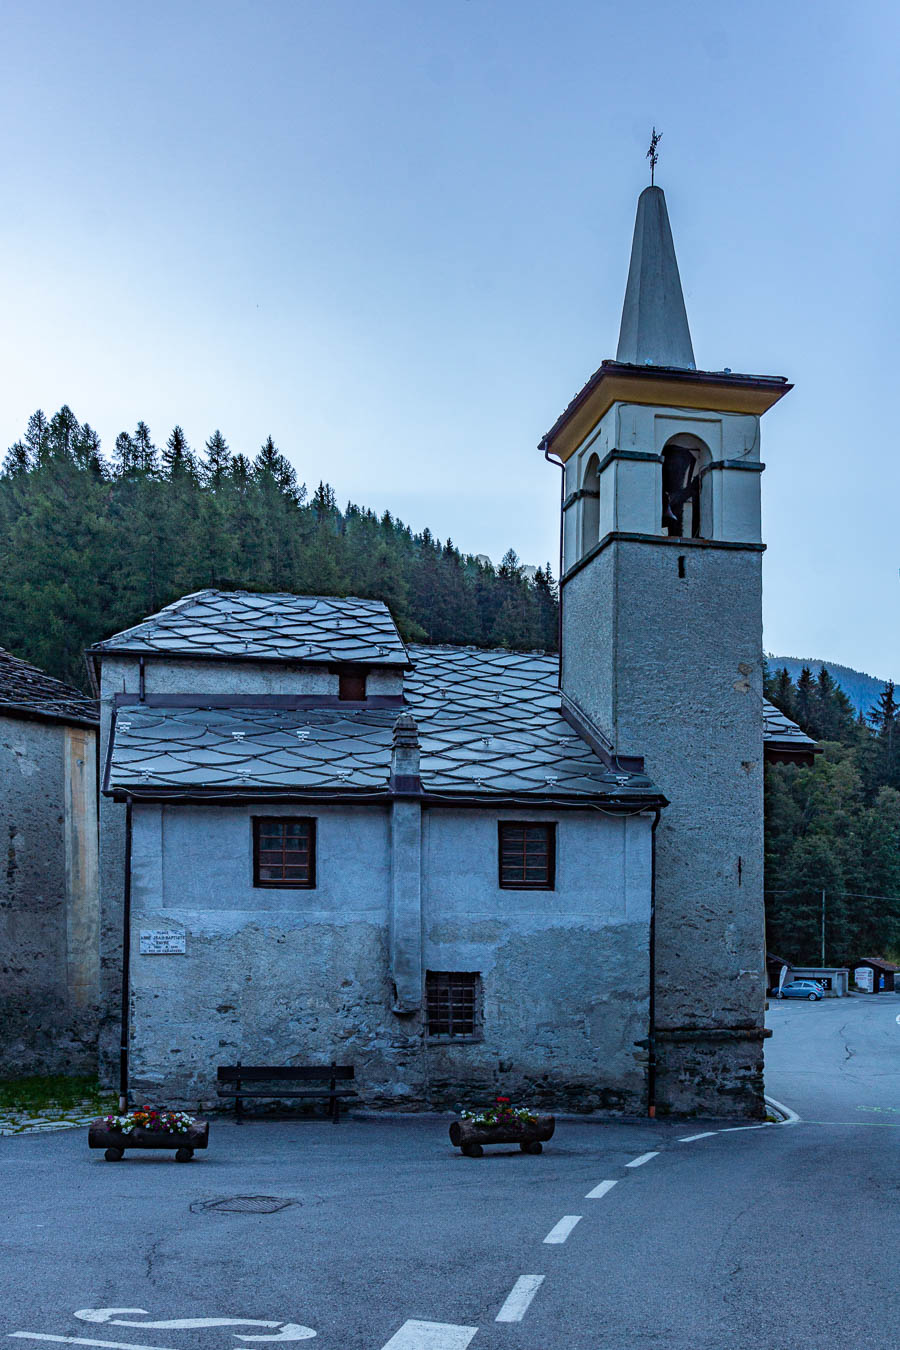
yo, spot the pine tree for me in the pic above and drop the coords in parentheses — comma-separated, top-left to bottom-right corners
(24, 411, 50, 467)
(203, 430, 232, 487)
(795, 666, 815, 733)
(132, 421, 158, 474)
(868, 681, 900, 792)
(532, 564, 559, 652)
(162, 426, 197, 479)
(114, 431, 137, 475)
(3, 441, 31, 476)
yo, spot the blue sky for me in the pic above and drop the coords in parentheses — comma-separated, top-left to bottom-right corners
(1, 0, 898, 677)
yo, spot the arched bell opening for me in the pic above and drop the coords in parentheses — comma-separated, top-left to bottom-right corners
(580, 454, 601, 556)
(661, 434, 711, 539)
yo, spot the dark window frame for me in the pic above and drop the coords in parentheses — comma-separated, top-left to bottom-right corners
(252, 816, 317, 889)
(498, 821, 556, 890)
(425, 970, 482, 1041)
(338, 668, 368, 701)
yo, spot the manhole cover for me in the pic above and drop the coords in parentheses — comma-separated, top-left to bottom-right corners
(190, 1195, 296, 1214)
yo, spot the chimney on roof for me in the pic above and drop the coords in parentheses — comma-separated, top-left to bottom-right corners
(616, 185, 695, 370)
(391, 712, 420, 793)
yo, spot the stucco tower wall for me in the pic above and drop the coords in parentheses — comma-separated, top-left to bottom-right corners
(563, 540, 766, 1116)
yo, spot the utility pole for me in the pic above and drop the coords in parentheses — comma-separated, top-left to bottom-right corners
(821, 889, 826, 967)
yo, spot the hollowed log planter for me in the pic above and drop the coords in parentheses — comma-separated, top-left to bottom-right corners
(88, 1118, 209, 1163)
(449, 1114, 555, 1157)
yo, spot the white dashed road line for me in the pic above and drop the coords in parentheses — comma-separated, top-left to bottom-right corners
(542, 1215, 582, 1244)
(678, 1132, 718, 1142)
(624, 1151, 659, 1168)
(585, 1179, 618, 1199)
(378, 1322, 477, 1350)
(495, 1275, 545, 1323)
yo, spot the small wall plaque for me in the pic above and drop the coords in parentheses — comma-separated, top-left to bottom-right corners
(139, 929, 187, 955)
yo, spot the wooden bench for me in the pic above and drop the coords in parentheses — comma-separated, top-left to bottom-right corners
(216, 1063, 356, 1124)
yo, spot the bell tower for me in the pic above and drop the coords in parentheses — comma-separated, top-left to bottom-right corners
(541, 182, 791, 1116)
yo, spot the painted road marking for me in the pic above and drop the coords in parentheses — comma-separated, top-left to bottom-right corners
(585, 1180, 618, 1199)
(678, 1132, 717, 1142)
(719, 1124, 769, 1133)
(543, 1215, 582, 1244)
(625, 1151, 659, 1168)
(378, 1322, 478, 1350)
(495, 1275, 545, 1323)
(72, 1314, 313, 1343)
(764, 1094, 801, 1125)
(10, 1336, 178, 1350)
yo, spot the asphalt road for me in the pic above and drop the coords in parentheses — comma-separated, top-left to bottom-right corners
(2, 996, 898, 1350)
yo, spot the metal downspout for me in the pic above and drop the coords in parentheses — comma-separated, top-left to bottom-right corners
(542, 443, 565, 671)
(119, 794, 133, 1112)
(648, 806, 661, 1118)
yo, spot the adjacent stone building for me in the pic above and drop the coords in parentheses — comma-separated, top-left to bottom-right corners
(93, 182, 803, 1116)
(0, 647, 99, 1074)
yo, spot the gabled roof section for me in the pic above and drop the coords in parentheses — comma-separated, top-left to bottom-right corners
(0, 647, 98, 728)
(104, 644, 663, 805)
(90, 590, 410, 667)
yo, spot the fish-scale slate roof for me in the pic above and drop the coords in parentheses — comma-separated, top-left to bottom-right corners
(105, 645, 661, 802)
(90, 590, 409, 666)
(0, 647, 98, 727)
(763, 699, 818, 755)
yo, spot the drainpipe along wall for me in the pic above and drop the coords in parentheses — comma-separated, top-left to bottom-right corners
(118, 794, 133, 1112)
(647, 806, 661, 1117)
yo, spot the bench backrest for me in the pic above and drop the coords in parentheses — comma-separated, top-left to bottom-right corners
(217, 1064, 354, 1083)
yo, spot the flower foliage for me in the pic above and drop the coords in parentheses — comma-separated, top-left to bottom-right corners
(104, 1106, 195, 1135)
(460, 1096, 537, 1129)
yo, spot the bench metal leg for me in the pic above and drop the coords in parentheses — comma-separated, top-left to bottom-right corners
(330, 1093, 339, 1124)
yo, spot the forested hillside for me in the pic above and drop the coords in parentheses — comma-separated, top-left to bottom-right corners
(0, 406, 558, 690)
(767, 655, 891, 717)
(765, 664, 900, 966)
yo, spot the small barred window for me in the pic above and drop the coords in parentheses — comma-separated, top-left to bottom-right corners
(253, 818, 316, 888)
(498, 822, 556, 889)
(426, 971, 480, 1039)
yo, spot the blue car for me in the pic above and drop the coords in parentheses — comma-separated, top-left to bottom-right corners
(776, 980, 824, 1001)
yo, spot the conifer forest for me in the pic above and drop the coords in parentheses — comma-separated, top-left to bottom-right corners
(2, 405, 897, 967)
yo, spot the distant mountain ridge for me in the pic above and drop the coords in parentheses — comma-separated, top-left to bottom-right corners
(766, 655, 892, 716)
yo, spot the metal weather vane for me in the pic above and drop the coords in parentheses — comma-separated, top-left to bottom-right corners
(647, 126, 662, 185)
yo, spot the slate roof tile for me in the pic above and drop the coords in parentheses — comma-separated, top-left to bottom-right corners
(105, 644, 660, 801)
(762, 700, 817, 751)
(0, 647, 98, 727)
(104, 642, 812, 802)
(91, 590, 409, 666)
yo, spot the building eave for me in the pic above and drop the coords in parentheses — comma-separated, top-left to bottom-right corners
(103, 783, 667, 812)
(540, 360, 792, 464)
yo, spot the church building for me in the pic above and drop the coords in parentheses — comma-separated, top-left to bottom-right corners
(93, 183, 811, 1117)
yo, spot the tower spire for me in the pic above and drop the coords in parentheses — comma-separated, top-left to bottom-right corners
(615, 181, 695, 370)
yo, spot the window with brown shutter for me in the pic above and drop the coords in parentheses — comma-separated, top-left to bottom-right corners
(339, 671, 367, 701)
(253, 818, 316, 888)
(498, 822, 556, 890)
(425, 971, 480, 1039)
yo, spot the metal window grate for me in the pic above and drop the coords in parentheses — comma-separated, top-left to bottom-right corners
(499, 823, 555, 889)
(254, 818, 316, 887)
(426, 971, 479, 1038)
